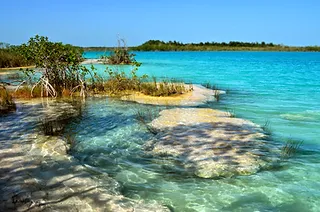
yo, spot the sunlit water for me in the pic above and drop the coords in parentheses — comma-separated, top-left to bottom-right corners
(1, 52, 319, 211)
(80, 51, 320, 211)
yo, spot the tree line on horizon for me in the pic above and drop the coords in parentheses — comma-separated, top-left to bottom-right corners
(130, 40, 320, 51)
(0, 42, 34, 68)
(1, 39, 320, 69)
(82, 40, 320, 52)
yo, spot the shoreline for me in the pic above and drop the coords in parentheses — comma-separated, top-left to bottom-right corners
(0, 65, 35, 71)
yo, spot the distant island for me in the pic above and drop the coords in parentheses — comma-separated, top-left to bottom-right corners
(83, 40, 320, 52)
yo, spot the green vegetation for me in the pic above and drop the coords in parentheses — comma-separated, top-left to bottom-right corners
(0, 43, 33, 68)
(100, 38, 137, 65)
(130, 40, 320, 52)
(2, 35, 194, 100)
(202, 82, 218, 90)
(89, 64, 191, 97)
(201, 82, 222, 102)
(18, 35, 90, 97)
(0, 35, 191, 99)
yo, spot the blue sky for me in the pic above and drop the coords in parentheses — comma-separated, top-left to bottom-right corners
(0, 0, 319, 46)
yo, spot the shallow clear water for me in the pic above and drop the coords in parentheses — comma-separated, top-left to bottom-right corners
(72, 51, 320, 211)
(84, 51, 320, 146)
(1, 52, 319, 211)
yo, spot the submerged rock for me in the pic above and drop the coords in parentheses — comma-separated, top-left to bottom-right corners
(146, 108, 277, 178)
(0, 101, 169, 212)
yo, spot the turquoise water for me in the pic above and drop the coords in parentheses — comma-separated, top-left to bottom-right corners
(84, 51, 320, 147)
(68, 51, 320, 211)
(1, 52, 319, 211)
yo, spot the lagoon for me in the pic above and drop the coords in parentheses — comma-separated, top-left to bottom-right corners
(1, 51, 320, 211)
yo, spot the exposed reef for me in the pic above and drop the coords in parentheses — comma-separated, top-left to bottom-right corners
(145, 108, 279, 178)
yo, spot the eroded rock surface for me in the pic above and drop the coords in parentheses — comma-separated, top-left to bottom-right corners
(0, 101, 169, 212)
(146, 108, 278, 178)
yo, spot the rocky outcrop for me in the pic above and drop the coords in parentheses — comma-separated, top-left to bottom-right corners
(121, 85, 225, 106)
(146, 108, 279, 178)
(0, 101, 169, 212)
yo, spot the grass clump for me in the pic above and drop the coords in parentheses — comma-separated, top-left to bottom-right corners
(214, 90, 221, 102)
(135, 108, 160, 135)
(90, 64, 192, 97)
(202, 82, 217, 90)
(202, 82, 222, 101)
(12, 85, 47, 98)
(140, 77, 188, 97)
(261, 120, 272, 135)
(281, 139, 303, 159)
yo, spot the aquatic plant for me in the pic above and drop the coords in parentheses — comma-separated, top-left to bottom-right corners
(201, 82, 222, 101)
(135, 108, 160, 135)
(281, 139, 303, 159)
(262, 120, 272, 135)
(226, 109, 236, 118)
(201, 82, 217, 90)
(214, 90, 221, 102)
(40, 118, 66, 136)
(65, 133, 77, 153)
(0, 85, 16, 113)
